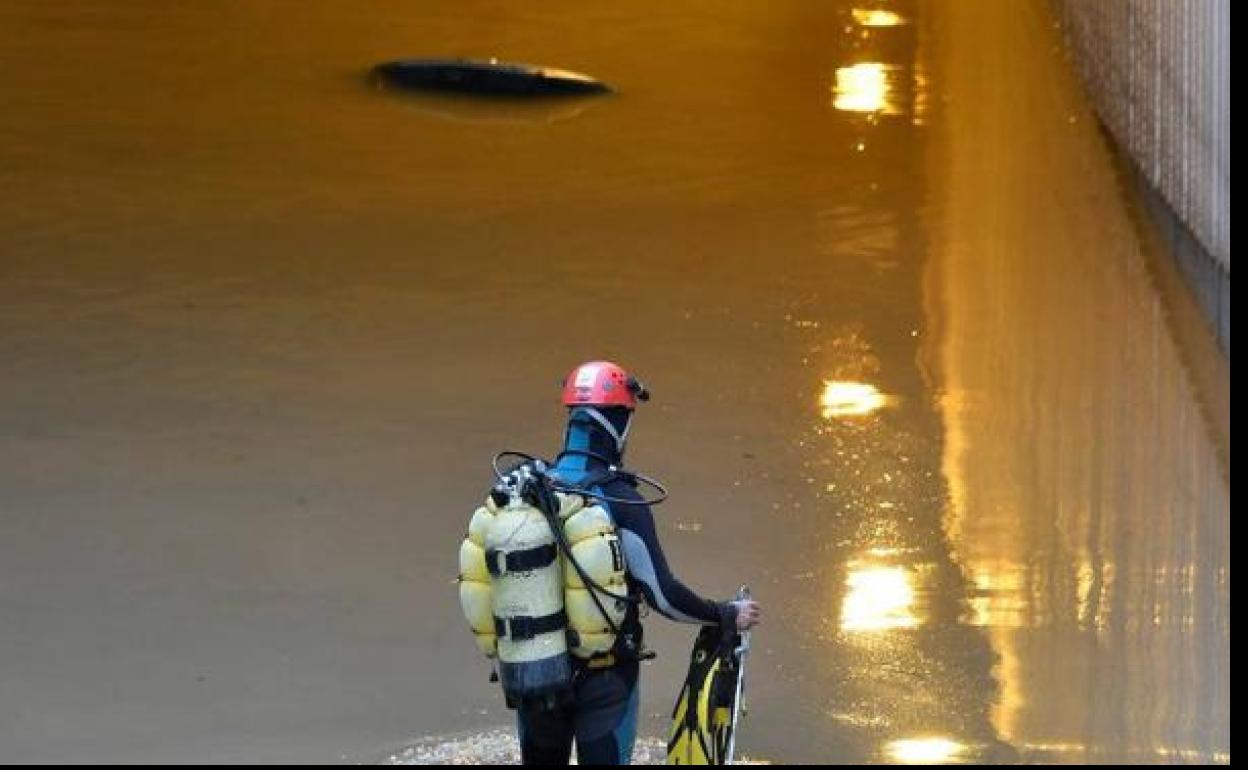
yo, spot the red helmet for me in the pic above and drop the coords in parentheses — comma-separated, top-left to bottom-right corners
(561, 361, 649, 408)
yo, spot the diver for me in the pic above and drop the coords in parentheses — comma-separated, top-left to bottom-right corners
(457, 361, 762, 765)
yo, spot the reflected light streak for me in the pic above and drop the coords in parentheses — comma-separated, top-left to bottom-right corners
(1016, 743, 1229, 764)
(887, 737, 968, 764)
(841, 565, 919, 631)
(852, 8, 907, 27)
(1155, 746, 1232, 763)
(967, 562, 1028, 628)
(820, 380, 890, 418)
(833, 62, 900, 114)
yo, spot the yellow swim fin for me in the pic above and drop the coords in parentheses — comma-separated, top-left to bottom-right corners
(666, 624, 744, 765)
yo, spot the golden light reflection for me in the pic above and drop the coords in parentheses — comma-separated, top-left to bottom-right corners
(1017, 743, 1229, 764)
(833, 62, 901, 115)
(967, 562, 1028, 628)
(866, 546, 906, 558)
(841, 565, 919, 631)
(820, 380, 890, 418)
(887, 737, 969, 764)
(852, 8, 906, 27)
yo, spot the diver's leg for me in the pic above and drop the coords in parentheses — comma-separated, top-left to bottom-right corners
(572, 661, 640, 765)
(517, 703, 574, 765)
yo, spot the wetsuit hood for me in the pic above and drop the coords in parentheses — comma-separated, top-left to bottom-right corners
(557, 406, 632, 477)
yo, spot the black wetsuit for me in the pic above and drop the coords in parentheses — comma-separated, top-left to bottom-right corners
(516, 414, 734, 765)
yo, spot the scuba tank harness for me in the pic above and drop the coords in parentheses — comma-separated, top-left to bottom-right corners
(459, 453, 666, 710)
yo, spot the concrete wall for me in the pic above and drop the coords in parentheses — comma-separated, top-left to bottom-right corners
(1055, 0, 1230, 352)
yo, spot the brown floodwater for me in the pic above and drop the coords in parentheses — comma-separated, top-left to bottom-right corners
(0, 0, 1229, 764)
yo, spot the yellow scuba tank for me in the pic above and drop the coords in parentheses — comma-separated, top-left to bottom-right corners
(458, 502, 500, 658)
(563, 503, 628, 657)
(487, 490, 571, 706)
(458, 467, 630, 705)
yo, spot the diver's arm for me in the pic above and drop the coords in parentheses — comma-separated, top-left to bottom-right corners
(613, 500, 734, 626)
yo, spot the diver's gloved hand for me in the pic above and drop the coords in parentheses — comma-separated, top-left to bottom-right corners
(731, 599, 762, 631)
(717, 599, 761, 634)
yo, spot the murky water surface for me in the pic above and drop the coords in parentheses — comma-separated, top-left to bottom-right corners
(0, 0, 1228, 763)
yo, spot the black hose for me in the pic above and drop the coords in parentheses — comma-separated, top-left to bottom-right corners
(520, 471, 647, 659)
(491, 450, 543, 482)
(530, 473, 639, 608)
(492, 449, 668, 506)
(490, 451, 657, 643)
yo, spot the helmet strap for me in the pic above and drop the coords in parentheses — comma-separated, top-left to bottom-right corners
(572, 406, 631, 457)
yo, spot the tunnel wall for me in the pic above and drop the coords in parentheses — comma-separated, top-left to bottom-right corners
(1055, 0, 1230, 353)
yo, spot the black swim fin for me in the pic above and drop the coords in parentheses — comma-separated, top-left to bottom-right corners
(666, 623, 745, 765)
